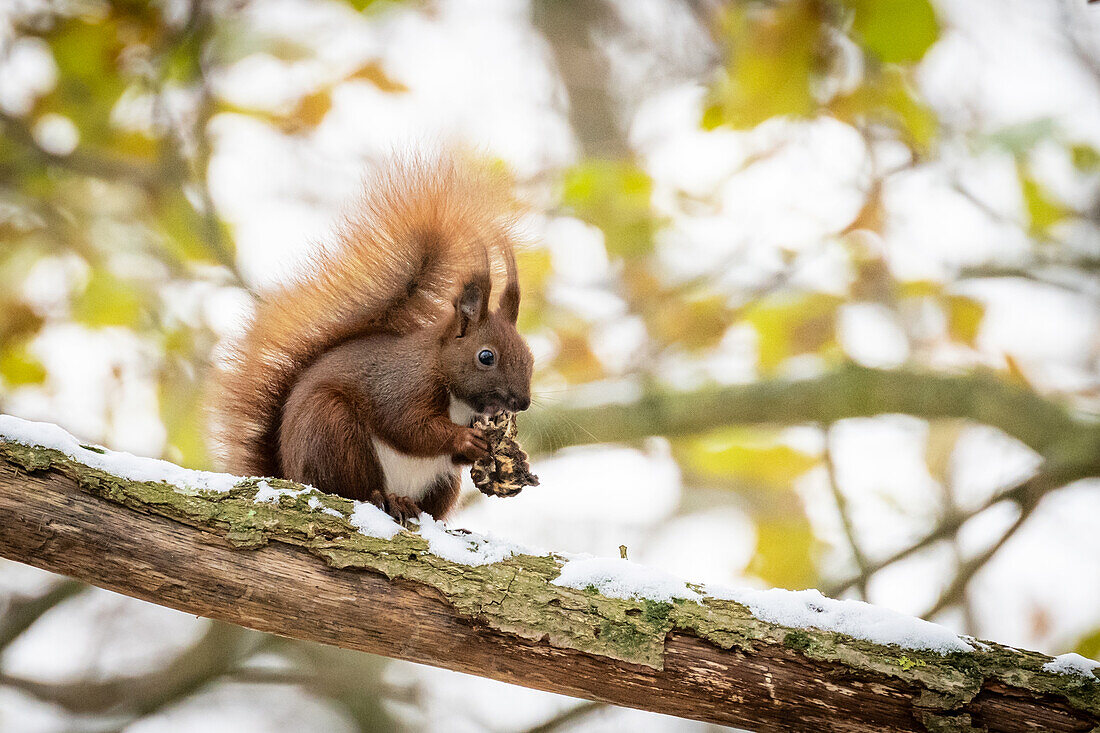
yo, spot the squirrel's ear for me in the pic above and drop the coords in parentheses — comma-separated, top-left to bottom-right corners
(453, 280, 487, 337)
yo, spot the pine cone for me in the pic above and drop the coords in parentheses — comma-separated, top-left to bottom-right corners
(470, 412, 539, 497)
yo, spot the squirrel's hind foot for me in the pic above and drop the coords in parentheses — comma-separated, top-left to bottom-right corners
(368, 491, 422, 523)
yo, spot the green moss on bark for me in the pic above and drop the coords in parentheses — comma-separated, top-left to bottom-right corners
(2, 438, 1098, 723)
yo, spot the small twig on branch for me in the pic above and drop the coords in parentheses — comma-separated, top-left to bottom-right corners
(523, 701, 606, 733)
(921, 499, 1037, 621)
(822, 425, 872, 600)
(825, 467, 1063, 598)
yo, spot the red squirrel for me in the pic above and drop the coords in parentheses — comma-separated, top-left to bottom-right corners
(211, 155, 534, 520)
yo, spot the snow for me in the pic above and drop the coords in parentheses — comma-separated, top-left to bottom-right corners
(416, 514, 533, 566)
(705, 585, 974, 654)
(306, 496, 343, 518)
(253, 481, 312, 504)
(347, 501, 401, 539)
(0, 412, 1007, 656)
(1042, 653, 1100, 679)
(0, 414, 239, 494)
(552, 557, 702, 603)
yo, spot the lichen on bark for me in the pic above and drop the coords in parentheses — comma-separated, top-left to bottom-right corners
(1, 437, 1097, 724)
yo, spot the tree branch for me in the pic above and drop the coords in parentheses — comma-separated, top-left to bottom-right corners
(0, 111, 167, 188)
(522, 366, 1100, 478)
(0, 578, 85, 651)
(0, 431, 1096, 732)
(0, 621, 263, 716)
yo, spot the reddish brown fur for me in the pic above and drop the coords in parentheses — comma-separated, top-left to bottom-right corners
(211, 155, 533, 519)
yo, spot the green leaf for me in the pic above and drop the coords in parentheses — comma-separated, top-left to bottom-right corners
(343, 0, 381, 11)
(844, 0, 940, 64)
(749, 517, 817, 590)
(154, 190, 236, 266)
(561, 161, 657, 259)
(1071, 144, 1100, 172)
(37, 16, 130, 145)
(159, 373, 211, 469)
(72, 269, 145, 328)
(703, 0, 823, 129)
(1074, 628, 1100, 661)
(985, 119, 1056, 155)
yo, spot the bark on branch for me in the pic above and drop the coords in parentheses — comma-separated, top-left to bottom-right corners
(0, 434, 1097, 733)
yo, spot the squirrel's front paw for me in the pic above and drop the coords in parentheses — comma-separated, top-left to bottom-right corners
(452, 426, 490, 464)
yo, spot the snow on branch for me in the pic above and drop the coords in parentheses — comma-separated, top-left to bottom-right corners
(0, 414, 1097, 732)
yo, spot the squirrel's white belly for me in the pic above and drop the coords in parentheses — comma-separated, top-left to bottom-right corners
(372, 441, 454, 500)
(372, 397, 478, 501)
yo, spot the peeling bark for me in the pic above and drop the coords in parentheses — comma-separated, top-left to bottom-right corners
(0, 438, 1097, 732)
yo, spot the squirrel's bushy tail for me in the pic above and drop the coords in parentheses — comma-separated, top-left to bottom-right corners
(211, 154, 523, 477)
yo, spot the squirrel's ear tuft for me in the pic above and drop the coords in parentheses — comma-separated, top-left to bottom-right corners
(454, 279, 488, 337)
(499, 281, 520, 324)
(497, 246, 520, 324)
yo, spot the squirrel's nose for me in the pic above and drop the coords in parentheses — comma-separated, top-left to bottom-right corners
(508, 394, 530, 412)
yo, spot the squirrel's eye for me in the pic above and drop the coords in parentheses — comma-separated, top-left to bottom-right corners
(477, 348, 496, 367)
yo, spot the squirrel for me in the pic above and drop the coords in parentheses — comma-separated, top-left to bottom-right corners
(211, 155, 534, 521)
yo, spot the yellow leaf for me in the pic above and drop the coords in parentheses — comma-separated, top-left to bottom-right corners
(278, 89, 333, 133)
(898, 280, 942, 298)
(924, 420, 963, 485)
(1018, 164, 1069, 237)
(682, 427, 818, 489)
(552, 330, 603, 383)
(945, 294, 984, 346)
(703, 0, 823, 129)
(749, 518, 817, 590)
(1003, 354, 1033, 389)
(742, 293, 842, 373)
(828, 67, 937, 153)
(0, 342, 47, 386)
(650, 295, 733, 351)
(348, 60, 409, 93)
